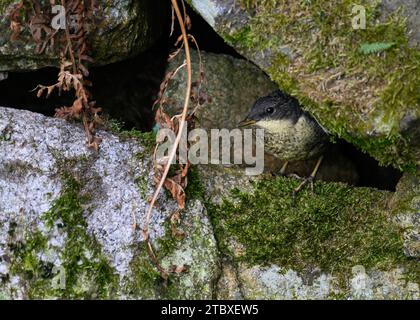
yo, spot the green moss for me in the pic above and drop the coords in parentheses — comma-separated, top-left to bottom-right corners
(41, 173, 118, 298)
(208, 176, 419, 284)
(126, 220, 186, 299)
(185, 166, 206, 201)
(8, 170, 118, 299)
(9, 229, 48, 285)
(126, 203, 218, 300)
(222, 26, 256, 49)
(135, 175, 149, 200)
(122, 129, 156, 153)
(128, 254, 186, 299)
(0, 133, 10, 142)
(3, 151, 119, 298)
(106, 118, 156, 155)
(218, 0, 420, 170)
(124, 243, 162, 299)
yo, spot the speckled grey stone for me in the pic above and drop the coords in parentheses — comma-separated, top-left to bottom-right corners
(233, 263, 419, 300)
(0, 107, 219, 299)
(0, 107, 163, 288)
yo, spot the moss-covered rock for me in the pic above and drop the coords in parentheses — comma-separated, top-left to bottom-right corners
(0, 107, 219, 299)
(199, 164, 419, 299)
(235, 264, 418, 300)
(125, 200, 220, 299)
(0, 0, 168, 71)
(390, 173, 420, 259)
(190, 0, 420, 171)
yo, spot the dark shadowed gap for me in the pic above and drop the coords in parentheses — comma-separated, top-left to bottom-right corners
(332, 140, 402, 191)
(0, 44, 167, 132)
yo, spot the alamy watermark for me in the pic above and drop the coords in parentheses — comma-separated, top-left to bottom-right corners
(51, 5, 66, 30)
(51, 266, 66, 290)
(351, 4, 366, 30)
(50, 4, 368, 30)
(155, 127, 265, 176)
(50, 5, 83, 30)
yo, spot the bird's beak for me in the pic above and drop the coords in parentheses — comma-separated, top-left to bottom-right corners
(238, 118, 256, 128)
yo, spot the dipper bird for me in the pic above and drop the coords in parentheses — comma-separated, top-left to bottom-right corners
(239, 90, 329, 194)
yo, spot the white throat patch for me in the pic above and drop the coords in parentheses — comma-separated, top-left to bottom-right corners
(256, 119, 295, 134)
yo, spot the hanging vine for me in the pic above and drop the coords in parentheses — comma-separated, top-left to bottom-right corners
(141, 0, 208, 280)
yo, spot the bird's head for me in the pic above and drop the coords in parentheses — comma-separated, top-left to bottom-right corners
(238, 91, 302, 133)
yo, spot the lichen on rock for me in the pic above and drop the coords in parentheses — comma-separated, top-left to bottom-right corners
(125, 200, 220, 299)
(0, 107, 219, 299)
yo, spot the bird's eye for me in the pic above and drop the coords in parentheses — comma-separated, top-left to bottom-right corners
(266, 107, 274, 114)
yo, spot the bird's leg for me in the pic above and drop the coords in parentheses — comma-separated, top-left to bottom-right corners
(279, 161, 289, 175)
(292, 155, 324, 196)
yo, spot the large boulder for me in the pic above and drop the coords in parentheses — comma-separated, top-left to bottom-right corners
(0, 0, 168, 71)
(199, 164, 419, 299)
(189, 0, 420, 170)
(0, 107, 219, 299)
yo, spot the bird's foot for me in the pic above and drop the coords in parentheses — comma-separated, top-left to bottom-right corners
(292, 176, 314, 198)
(279, 161, 289, 176)
(291, 155, 323, 198)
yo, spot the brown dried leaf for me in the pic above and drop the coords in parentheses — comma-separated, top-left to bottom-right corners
(10, 21, 21, 41)
(36, 87, 45, 98)
(185, 15, 192, 30)
(163, 178, 186, 209)
(72, 98, 83, 114)
(46, 85, 55, 97)
(169, 264, 189, 274)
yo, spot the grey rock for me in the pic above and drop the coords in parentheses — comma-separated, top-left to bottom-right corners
(380, 0, 420, 47)
(0, 107, 219, 299)
(198, 164, 264, 204)
(390, 173, 420, 259)
(233, 264, 419, 300)
(216, 260, 243, 300)
(0, 0, 167, 71)
(202, 164, 419, 300)
(160, 200, 220, 299)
